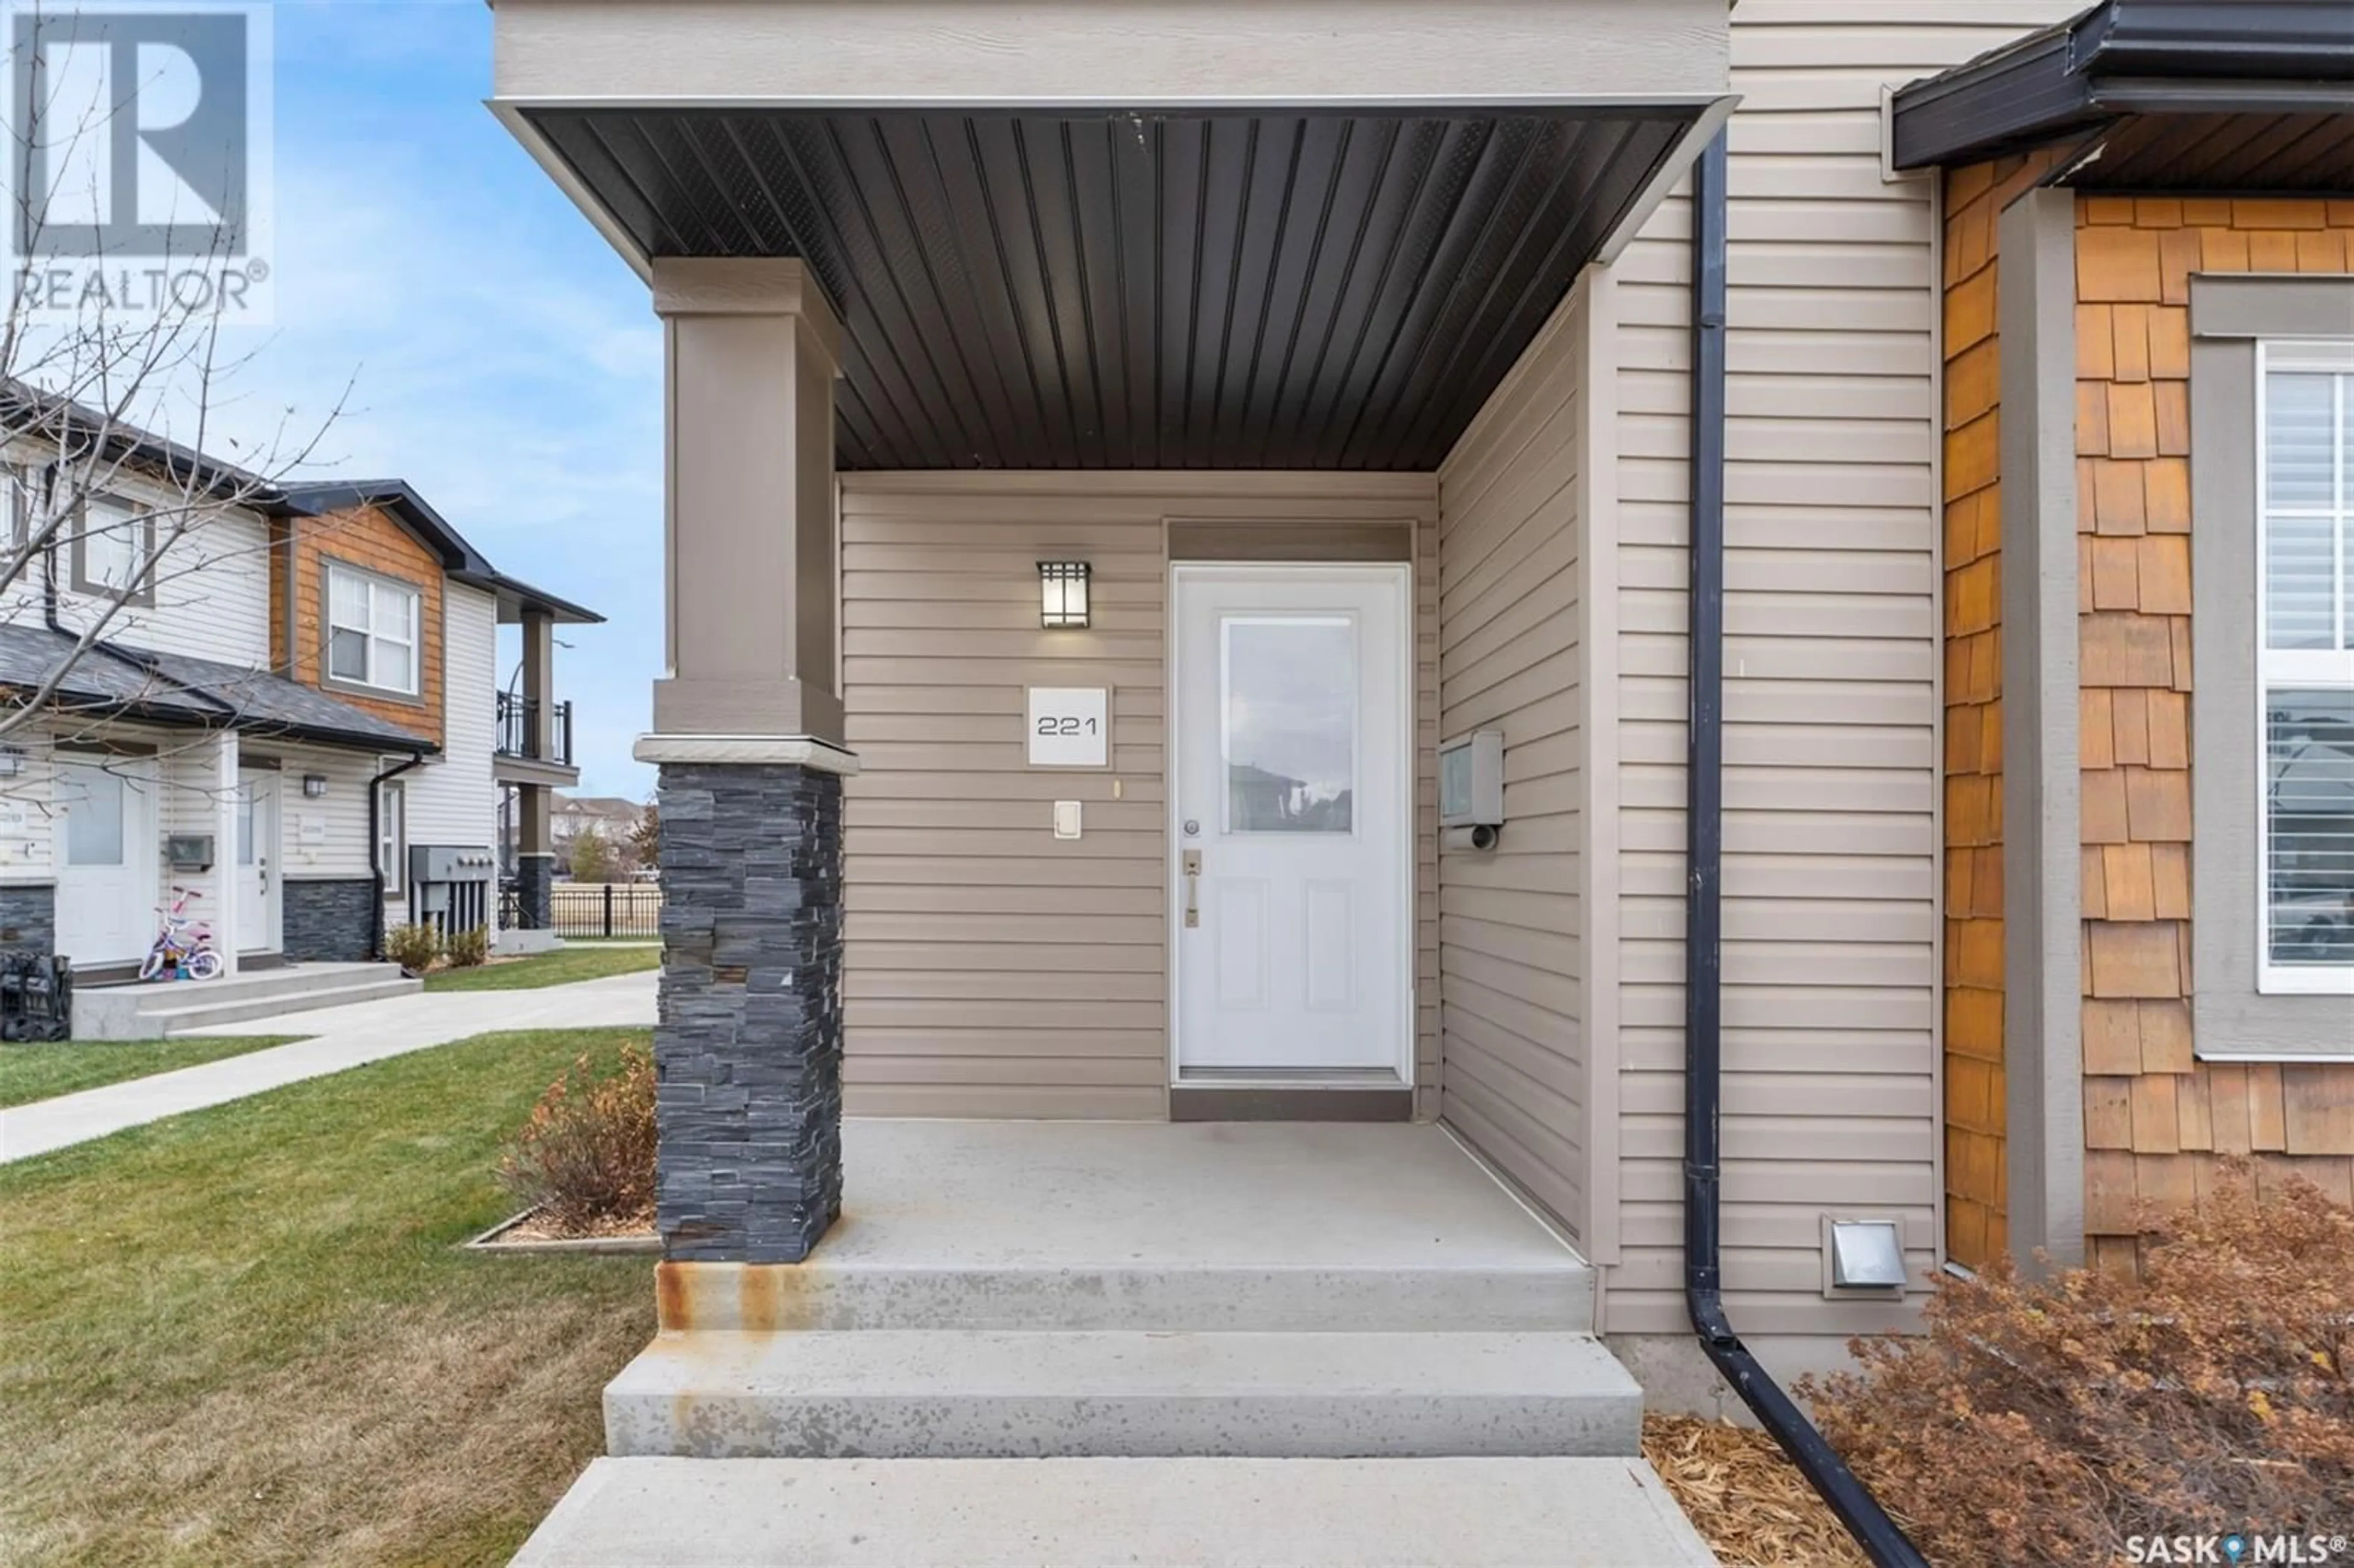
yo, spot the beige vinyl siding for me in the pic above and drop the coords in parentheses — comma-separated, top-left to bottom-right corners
(839, 471, 1439, 1120)
(1434, 278, 1593, 1241)
(1599, 0, 2081, 1336)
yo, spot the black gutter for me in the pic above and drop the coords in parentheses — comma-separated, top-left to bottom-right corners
(1890, 0, 2354, 170)
(1679, 128, 1929, 1568)
(367, 753, 427, 960)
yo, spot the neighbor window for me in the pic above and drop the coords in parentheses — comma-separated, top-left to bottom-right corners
(71, 494, 154, 604)
(2257, 342, 2354, 991)
(378, 779, 406, 894)
(326, 563, 421, 696)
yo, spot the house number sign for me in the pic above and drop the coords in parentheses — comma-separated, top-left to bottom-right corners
(1027, 687, 1110, 768)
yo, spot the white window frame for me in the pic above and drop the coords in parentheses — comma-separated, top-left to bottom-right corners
(2254, 340, 2354, 995)
(378, 778, 406, 895)
(324, 561, 422, 697)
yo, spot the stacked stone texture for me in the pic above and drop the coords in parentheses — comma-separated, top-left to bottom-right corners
(654, 762, 844, 1263)
(281, 879, 377, 962)
(515, 854, 555, 930)
(0, 885, 55, 955)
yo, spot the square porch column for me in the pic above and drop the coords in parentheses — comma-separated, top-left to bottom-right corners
(636, 258, 855, 1266)
(213, 728, 239, 976)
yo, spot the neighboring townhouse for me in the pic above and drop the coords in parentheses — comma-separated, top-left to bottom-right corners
(549, 793, 645, 872)
(0, 416, 599, 1027)
(273, 483, 602, 950)
(487, 3, 2352, 1548)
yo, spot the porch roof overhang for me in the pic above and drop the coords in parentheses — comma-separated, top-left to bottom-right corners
(1890, 0, 2354, 189)
(505, 101, 1724, 470)
(0, 623, 439, 756)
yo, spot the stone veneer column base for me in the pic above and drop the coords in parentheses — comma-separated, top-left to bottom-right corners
(0, 885, 56, 954)
(281, 878, 378, 962)
(655, 760, 844, 1264)
(515, 853, 555, 930)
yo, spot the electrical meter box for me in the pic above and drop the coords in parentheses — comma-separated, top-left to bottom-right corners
(1438, 730, 1505, 829)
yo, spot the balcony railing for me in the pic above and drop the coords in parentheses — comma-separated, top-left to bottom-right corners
(497, 691, 574, 766)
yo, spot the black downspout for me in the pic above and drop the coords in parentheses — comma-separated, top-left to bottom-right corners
(1680, 129, 1929, 1568)
(367, 753, 425, 961)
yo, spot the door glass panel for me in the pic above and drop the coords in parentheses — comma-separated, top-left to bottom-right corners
(1221, 616, 1356, 834)
(237, 790, 255, 866)
(64, 766, 126, 867)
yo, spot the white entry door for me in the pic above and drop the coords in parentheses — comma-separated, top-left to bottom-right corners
(1171, 565, 1410, 1078)
(236, 767, 280, 954)
(54, 754, 156, 966)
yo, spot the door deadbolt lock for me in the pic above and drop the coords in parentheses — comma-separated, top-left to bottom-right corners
(1182, 850, 1202, 927)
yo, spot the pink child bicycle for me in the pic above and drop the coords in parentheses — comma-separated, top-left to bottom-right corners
(139, 886, 223, 982)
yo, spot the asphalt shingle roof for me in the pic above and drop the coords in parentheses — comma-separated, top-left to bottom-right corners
(0, 622, 435, 753)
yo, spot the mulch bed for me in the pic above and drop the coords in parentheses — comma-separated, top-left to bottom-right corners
(1642, 1414, 1872, 1568)
(503, 1206, 655, 1244)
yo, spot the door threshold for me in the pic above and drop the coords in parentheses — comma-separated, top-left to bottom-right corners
(1174, 1067, 1406, 1089)
(1167, 1068, 1403, 1116)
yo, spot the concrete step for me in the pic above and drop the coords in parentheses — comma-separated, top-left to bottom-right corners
(515, 1456, 1721, 1567)
(657, 1255, 1594, 1334)
(606, 1329, 1643, 1460)
(153, 976, 421, 1035)
(74, 963, 418, 1040)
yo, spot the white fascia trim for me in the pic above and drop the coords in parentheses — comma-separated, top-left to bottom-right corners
(1595, 93, 1740, 264)
(631, 734, 860, 775)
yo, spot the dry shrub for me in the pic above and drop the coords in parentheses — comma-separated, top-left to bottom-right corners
(494, 1044, 656, 1232)
(1800, 1162, 2354, 1566)
(443, 924, 490, 969)
(384, 922, 440, 973)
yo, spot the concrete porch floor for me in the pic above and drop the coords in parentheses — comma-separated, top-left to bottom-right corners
(653, 1119, 1597, 1334)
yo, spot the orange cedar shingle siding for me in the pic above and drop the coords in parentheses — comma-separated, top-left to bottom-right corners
(1940, 151, 2066, 1271)
(2073, 196, 2354, 1276)
(283, 504, 445, 749)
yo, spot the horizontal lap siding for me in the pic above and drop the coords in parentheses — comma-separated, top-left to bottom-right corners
(838, 473, 1439, 1121)
(1604, 0, 2081, 1336)
(1436, 283, 1590, 1239)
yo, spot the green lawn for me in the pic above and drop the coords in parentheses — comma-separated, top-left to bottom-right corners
(422, 944, 661, 992)
(0, 1035, 303, 1109)
(0, 1028, 655, 1568)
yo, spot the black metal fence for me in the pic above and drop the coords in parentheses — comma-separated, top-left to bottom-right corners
(549, 882, 662, 939)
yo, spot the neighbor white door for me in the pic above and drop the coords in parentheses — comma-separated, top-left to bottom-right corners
(53, 754, 156, 966)
(236, 767, 280, 954)
(1171, 565, 1410, 1078)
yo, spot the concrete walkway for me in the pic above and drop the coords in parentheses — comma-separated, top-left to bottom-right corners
(0, 969, 657, 1164)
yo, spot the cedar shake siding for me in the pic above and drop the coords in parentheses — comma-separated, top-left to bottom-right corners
(280, 503, 446, 750)
(1941, 182, 2354, 1275)
(1940, 149, 2067, 1271)
(2073, 197, 2354, 1270)
(835, 473, 1441, 1122)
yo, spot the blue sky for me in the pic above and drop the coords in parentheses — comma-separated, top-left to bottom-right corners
(231, 1, 661, 799)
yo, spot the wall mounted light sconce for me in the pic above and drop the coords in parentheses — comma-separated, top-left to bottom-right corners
(0, 747, 22, 778)
(302, 774, 329, 798)
(1038, 560, 1091, 630)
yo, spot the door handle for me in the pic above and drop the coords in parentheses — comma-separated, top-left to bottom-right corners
(1182, 850, 1202, 929)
